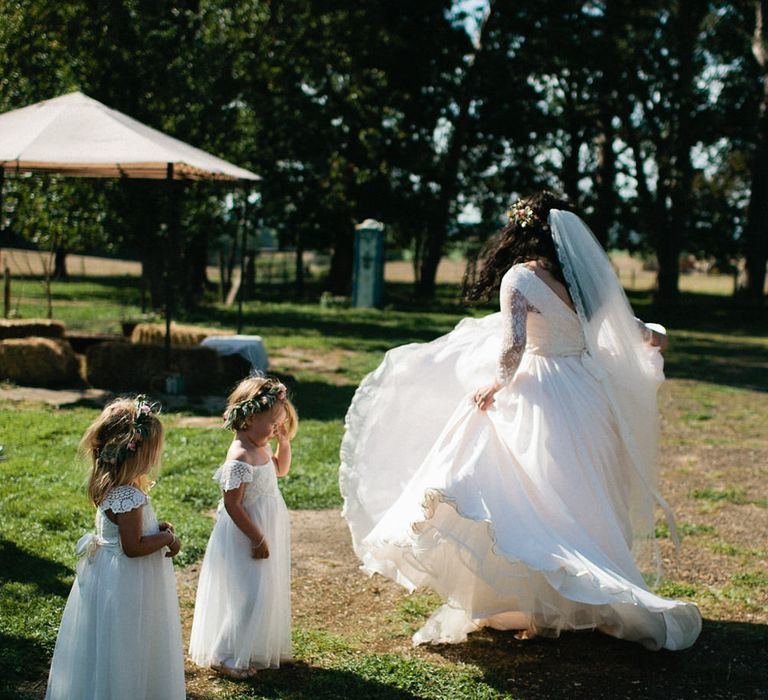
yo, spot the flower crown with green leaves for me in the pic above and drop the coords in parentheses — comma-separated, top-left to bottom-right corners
(97, 395, 161, 466)
(223, 380, 288, 431)
(507, 200, 539, 228)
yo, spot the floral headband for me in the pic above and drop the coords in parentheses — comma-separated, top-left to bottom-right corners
(97, 395, 161, 466)
(223, 381, 288, 431)
(507, 200, 538, 228)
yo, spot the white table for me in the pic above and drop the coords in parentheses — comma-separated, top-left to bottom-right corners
(200, 335, 269, 372)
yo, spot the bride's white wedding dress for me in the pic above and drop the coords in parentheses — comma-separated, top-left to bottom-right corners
(340, 257, 702, 651)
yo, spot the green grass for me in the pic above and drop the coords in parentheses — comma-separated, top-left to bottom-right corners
(2, 274, 768, 699)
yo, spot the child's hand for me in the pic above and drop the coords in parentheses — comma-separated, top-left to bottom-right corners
(159, 521, 175, 534)
(275, 422, 290, 443)
(251, 537, 270, 559)
(165, 533, 181, 558)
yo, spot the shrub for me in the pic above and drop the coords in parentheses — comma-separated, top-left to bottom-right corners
(0, 337, 78, 386)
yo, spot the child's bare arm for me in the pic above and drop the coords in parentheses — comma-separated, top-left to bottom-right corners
(223, 485, 269, 559)
(273, 428, 292, 477)
(116, 507, 177, 558)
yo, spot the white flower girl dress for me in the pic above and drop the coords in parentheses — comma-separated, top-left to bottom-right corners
(45, 485, 185, 700)
(340, 211, 702, 651)
(189, 453, 292, 672)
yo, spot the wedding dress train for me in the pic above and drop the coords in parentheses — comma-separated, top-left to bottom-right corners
(340, 258, 701, 651)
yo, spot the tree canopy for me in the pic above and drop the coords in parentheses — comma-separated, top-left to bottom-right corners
(0, 0, 765, 302)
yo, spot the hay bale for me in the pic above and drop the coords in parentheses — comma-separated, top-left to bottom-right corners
(85, 342, 224, 394)
(130, 323, 233, 347)
(0, 319, 65, 340)
(0, 337, 79, 386)
(219, 354, 253, 390)
(66, 332, 125, 354)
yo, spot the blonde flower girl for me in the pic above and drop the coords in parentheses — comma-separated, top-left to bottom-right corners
(45, 395, 185, 700)
(190, 375, 297, 678)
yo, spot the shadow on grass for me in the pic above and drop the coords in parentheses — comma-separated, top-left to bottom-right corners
(0, 633, 50, 700)
(187, 661, 422, 700)
(429, 619, 768, 699)
(0, 540, 71, 599)
(664, 337, 768, 392)
(625, 291, 768, 393)
(292, 381, 357, 422)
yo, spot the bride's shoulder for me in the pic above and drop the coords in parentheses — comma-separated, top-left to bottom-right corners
(501, 263, 535, 287)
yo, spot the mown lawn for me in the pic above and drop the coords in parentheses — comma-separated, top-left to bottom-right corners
(1, 275, 767, 699)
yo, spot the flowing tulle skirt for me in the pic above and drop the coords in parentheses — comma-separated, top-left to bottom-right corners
(340, 313, 701, 650)
(189, 495, 292, 670)
(45, 546, 185, 700)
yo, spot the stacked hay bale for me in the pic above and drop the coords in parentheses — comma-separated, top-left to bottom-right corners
(81, 322, 257, 395)
(0, 319, 65, 340)
(130, 322, 233, 347)
(85, 342, 223, 394)
(0, 327, 79, 386)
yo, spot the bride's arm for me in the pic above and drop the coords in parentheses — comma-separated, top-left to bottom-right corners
(475, 281, 529, 411)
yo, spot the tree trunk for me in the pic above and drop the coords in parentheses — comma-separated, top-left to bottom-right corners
(328, 225, 354, 295)
(744, 0, 768, 301)
(562, 80, 581, 205)
(592, 127, 615, 249)
(591, 3, 621, 249)
(52, 246, 68, 281)
(416, 1, 497, 299)
(294, 232, 304, 295)
(182, 229, 209, 306)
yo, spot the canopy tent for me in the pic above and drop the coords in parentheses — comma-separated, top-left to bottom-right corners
(0, 91, 259, 181)
(0, 91, 260, 368)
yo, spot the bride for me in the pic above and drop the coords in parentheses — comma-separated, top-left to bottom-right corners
(339, 191, 702, 651)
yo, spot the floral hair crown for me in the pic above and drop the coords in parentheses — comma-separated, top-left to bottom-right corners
(507, 200, 539, 228)
(97, 395, 161, 466)
(223, 381, 288, 431)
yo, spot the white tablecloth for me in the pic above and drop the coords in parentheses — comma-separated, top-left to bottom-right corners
(200, 335, 269, 372)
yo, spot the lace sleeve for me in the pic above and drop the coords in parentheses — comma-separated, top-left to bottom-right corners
(213, 460, 254, 491)
(495, 281, 532, 386)
(99, 485, 147, 513)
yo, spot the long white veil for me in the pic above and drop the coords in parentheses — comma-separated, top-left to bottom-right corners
(549, 209, 677, 580)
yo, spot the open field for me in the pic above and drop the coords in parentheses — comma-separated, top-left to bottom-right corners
(1, 273, 767, 699)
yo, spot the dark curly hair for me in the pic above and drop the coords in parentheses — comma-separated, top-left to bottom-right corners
(465, 191, 575, 303)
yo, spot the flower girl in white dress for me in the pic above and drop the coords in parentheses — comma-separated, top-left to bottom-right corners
(190, 375, 297, 678)
(341, 192, 702, 652)
(45, 396, 185, 700)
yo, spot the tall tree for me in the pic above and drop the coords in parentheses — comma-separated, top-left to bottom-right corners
(744, 0, 768, 300)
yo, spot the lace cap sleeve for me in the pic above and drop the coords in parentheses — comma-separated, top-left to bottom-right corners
(496, 266, 536, 386)
(213, 460, 254, 491)
(99, 485, 147, 513)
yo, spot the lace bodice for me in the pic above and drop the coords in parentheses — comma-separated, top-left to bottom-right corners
(214, 458, 279, 504)
(496, 265, 586, 384)
(92, 485, 157, 550)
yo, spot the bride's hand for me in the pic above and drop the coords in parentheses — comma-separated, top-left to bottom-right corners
(474, 383, 501, 411)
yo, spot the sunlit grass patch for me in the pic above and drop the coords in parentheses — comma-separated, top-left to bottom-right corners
(731, 570, 768, 589)
(705, 541, 767, 558)
(656, 580, 699, 598)
(654, 521, 717, 539)
(689, 487, 767, 509)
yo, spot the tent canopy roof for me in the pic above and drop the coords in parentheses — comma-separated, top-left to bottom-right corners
(0, 91, 260, 181)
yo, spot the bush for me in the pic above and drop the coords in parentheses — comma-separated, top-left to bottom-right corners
(0, 337, 79, 386)
(130, 323, 233, 347)
(85, 342, 231, 395)
(0, 319, 65, 340)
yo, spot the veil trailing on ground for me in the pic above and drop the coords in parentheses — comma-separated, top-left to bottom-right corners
(548, 210, 677, 580)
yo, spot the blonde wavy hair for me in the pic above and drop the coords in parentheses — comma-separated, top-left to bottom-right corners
(82, 396, 164, 506)
(225, 375, 298, 439)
